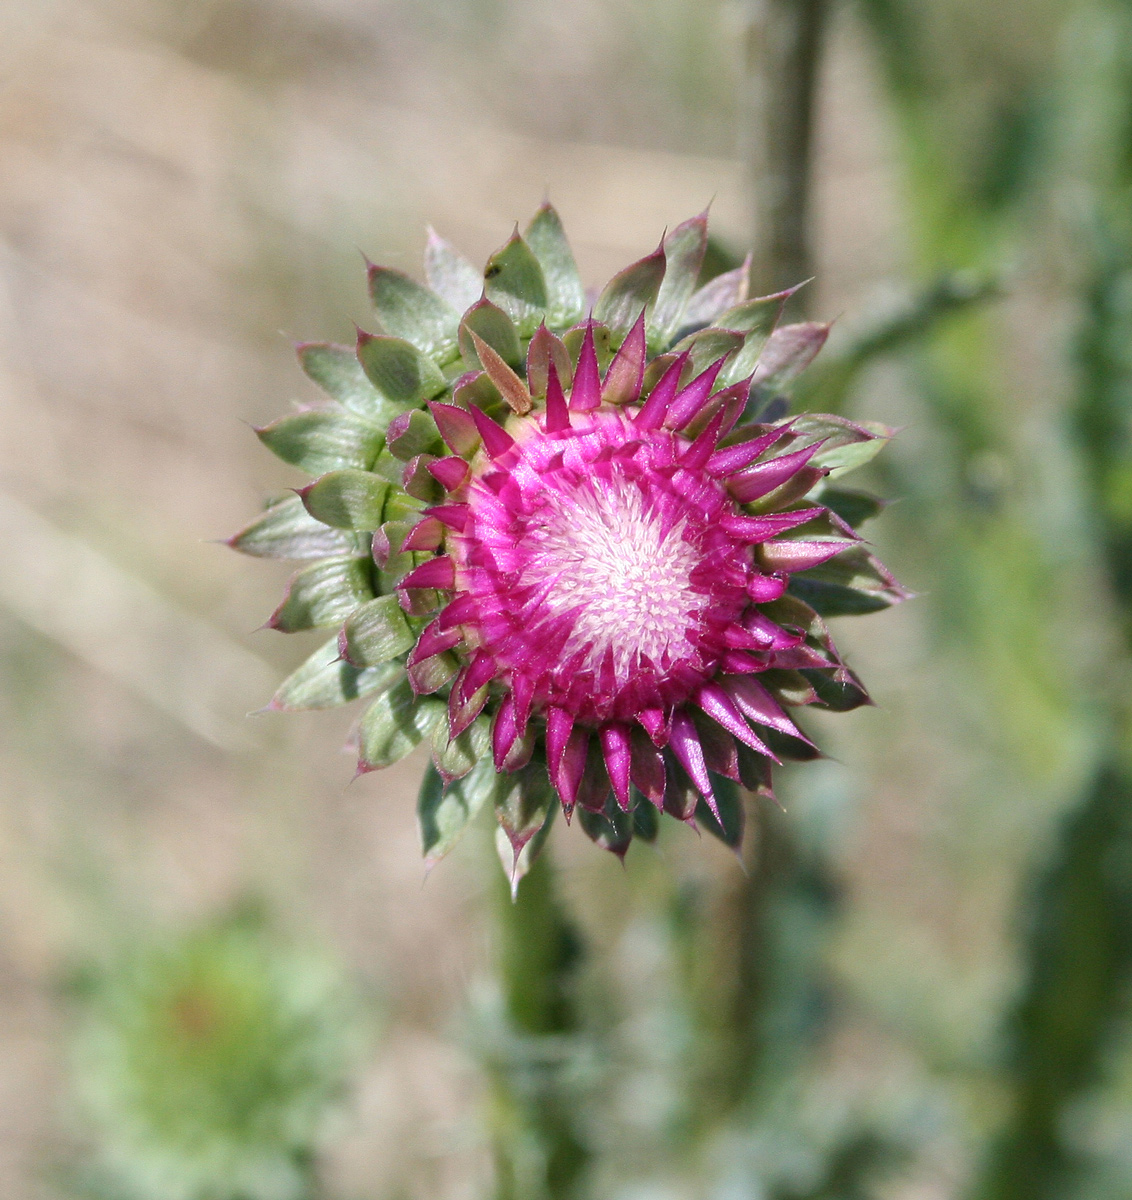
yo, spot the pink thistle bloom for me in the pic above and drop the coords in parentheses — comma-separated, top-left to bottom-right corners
(230, 207, 907, 878)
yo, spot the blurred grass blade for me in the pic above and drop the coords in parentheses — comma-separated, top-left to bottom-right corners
(0, 490, 276, 752)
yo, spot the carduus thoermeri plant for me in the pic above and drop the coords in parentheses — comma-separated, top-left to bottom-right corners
(230, 207, 907, 884)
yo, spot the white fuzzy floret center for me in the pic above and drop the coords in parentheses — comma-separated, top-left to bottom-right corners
(521, 473, 706, 679)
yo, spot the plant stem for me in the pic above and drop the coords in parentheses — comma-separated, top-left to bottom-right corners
(490, 850, 588, 1200)
(745, 0, 831, 303)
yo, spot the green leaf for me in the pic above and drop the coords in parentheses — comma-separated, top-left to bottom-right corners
(374, 520, 429, 593)
(790, 415, 893, 477)
(297, 343, 400, 429)
(787, 578, 892, 617)
(595, 243, 667, 348)
(790, 544, 911, 614)
(696, 775, 745, 849)
(814, 487, 886, 527)
(717, 294, 796, 383)
(800, 668, 870, 712)
(357, 679, 446, 771)
(431, 715, 491, 781)
(681, 260, 750, 328)
(751, 321, 831, 391)
(424, 227, 482, 314)
(497, 804, 556, 896)
(356, 333, 447, 408)
(400, 455, 443, 503)
(672, 327, 746, 375)
(409, 648, 459, 693)
(268, 636, 403, 711)
(340, 594, 416, 667)
(578, 796, 634, 858)
(632, 798, 659, 842)
(562, 323, 614, 373)
(458, 297, 523, 369)
(494, 761, 558, 891)
(299, 470, 389, 531)
(367, 264, 460, 363)
(268, 556, 373, 632)
(524, 203, 586, 327)
(484, 232, 549, 337)
(651, 212, 708, 344)
(418, 753, 496, 866)
(736, 744, 774, 796)
(371, 447, 407, 486)
(717, 293, 792, 334)
(453, 369, 506, 421)
(227, 495, 366, 559)
(381, 490, 426, 524)
(385, 409, 443, 461)
(256, 410, 383, 476)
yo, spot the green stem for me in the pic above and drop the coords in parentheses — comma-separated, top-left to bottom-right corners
(746, 0, 831, 303)
(490, 850, 588, 1200)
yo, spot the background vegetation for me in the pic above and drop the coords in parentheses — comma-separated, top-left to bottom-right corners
(0, 0, 1130, 1196)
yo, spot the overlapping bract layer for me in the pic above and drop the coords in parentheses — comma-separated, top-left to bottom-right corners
(230, 206, 906, 881)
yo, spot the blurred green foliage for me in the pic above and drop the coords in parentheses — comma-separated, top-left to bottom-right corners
(69, 908, 365, 1200)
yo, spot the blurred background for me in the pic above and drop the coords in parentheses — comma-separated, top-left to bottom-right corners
(2, 0, 1131, 1196)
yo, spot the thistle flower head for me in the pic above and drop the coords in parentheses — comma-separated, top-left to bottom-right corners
(230, 208, 907, 881)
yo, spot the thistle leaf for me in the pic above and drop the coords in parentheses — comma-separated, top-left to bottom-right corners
(228, 495, 366, 559)
(495, 759, 556, 852)
(752, 322, 832, 391)
(255, 411, 384, 476)
(672, 327, 746, 375)
(562, 323, 613, 374)
(595, 242, 667, 348)
(578, 795, 634, 858)
(459, 297, 523, 369)
(526, 323, 573, 398)
(801, 668, 871, 712)
(357, 679, 445, 771)
(651, 212, 708, 345)
(790, 415, 894, 477)
(367, 263, 460, 363)
(297, 343, 400, 429)
(717, 292, 795, 334)
(268, 556, 373, 632)
(484, 232, 549, 337)
(632, 798, 659, 842)
(419, 751, 495, 866)
(789, 545, 912, 616)
(524, 203, 586, 327)
(812, 486, 886, 528)
(385, 409, 443, 461)
(340, 595, 416, 667)
(268, 636, 402, 711)
(681, 258, 751, 329)
(718, 293, 798, 384)
(299, 470, 389, 531)
(356, 332, 447, 409)
(424, 227, 483, 313)
(494, 761, 558, 891)
(695, 774, 745, 848)
(497, 805, 556, 897)
(431, 714, 491, 782)
(399, 455, 443, 504)
(408, 648, 459, 693)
